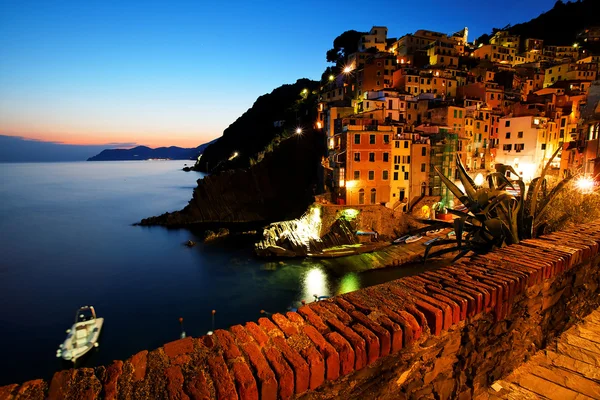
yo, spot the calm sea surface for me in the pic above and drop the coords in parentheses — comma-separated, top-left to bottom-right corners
(0, 161, 433, 385)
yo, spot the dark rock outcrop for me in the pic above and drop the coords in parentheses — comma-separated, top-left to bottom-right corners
(139, 131, 326, 227)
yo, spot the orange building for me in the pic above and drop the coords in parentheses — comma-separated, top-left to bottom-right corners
(342, 122, 393, 205)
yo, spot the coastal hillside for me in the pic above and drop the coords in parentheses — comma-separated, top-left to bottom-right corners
(139, 130, 326, 226)
(195, 78, 320, 173)
(87, 140, 216, 161)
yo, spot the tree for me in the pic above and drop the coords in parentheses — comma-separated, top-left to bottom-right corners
(325, 30, 366, 65)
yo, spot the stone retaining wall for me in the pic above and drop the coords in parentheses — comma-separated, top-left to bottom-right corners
(2, 221, 600, 400)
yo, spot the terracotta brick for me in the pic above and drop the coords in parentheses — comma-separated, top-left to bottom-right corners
(230, 362, 259, 400)
(47, 370, 74, 400)
(427, 286, 468, 321)
(285, 312, 305, 325)
(164, 337, 194, 360)
(413, 298, 444, 335)
(0, 384, 18, 400)
(130, 350, 148, 382)
(272, 336, 309, 395)
(14, 379, 47, 400)
(303, 325, 340, 381)
(352, 323, 380, 364)
(184, 369, 212, 400)
(245, 322, 270, 347)
(165, 366, 190, 400)
(325, 332, 355, 376)
(230, 325, 252, 344)
(375, 315, 403, 353)
(333, 297, 357, 313)
(207, 354, 238, 400)
(238, 342, 277, 400)
(214, 330, 243, 360)
(258, 317, 285, 338)
(272, 314, 299, 337)
(316, 312, 367, 370)
(263, 346, 294, 400)
(316, 302, 352, 324)
(297, 306, 329, 334)
(430, 292, 461, 324)
(102, 360, 123, 400)
(303, 344, 325, 390)
(350, 310, 391, 357)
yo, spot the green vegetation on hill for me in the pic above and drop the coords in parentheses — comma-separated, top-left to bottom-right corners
(196, 78, 320, 173)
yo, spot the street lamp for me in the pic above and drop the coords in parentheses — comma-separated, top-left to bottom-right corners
(575, 176, 594, 194)
(295, 127, 303, 135)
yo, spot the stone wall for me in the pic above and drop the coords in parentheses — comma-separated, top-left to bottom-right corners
(2, 221, 600, 400)
(319, 205, 407, 239)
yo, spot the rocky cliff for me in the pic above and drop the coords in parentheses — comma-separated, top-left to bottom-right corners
(139, 131, 326, 227)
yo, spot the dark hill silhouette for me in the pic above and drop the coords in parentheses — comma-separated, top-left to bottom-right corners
(195, 78, 320, 173)
(87, 140, 216, 161)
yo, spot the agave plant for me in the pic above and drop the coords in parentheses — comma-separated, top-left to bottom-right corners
(422, 148, 571, 262)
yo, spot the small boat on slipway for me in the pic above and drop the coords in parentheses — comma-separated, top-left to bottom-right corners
(56, 306, 103, 362)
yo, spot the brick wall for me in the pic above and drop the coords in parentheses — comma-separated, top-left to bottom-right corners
(3, 221, 600, 400)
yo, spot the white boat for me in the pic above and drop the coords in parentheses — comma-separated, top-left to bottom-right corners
(56, 306, 104, 362)
(393, 235, 410, 244)
(426, 229, 444, 236)
(405, 235, 423, 244)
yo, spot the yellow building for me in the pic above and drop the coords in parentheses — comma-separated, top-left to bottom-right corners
(473, 44, 517, 64)
(544, 63, 598, 87)
(390, 133, 411, 204)
(489, 31, 520, 49)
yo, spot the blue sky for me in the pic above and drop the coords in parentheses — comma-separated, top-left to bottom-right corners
(0, 0, 556, 147)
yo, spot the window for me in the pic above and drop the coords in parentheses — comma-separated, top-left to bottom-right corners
(384, 135, 389, 144)
(484, 125, 488, 133)
(383, 152, 389, 162)
(421, 147, 427, 156)
(394, 165, 399, 170)
(476, 122, 480, 129)
(382, 171, 389, 180)
(404, 141, 409, 148)
(503, 144, 512, 151)
(404, 172, 409, 180)
(369, 134, 375, 144)
(505, 120, 510, 127)
(370, 189, 377, 204)
(517, 131, 523, 138)
(560, 118, 566, 128)
(541, 143, 546, 150)
(359, 189, 365, 205)
(515, 143, 524, 152)
(505, 132, 511, 139)
(354, 134, 361, 144)
(395, 141, 400, 148)
(394, 155, 400, 164)
(453, 109, 458, 118)
(368, 171, 374, 180)
(421, 163, 426, 172)
(354, 152, 361, 162)
(459, 110, 463, 118)
(369, 152, 375, 162)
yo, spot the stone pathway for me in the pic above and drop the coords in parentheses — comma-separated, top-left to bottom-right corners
(482, 308, 600, 399)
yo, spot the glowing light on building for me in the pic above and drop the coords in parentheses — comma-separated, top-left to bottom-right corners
(343, 64, 354, 74)
(329, 75, 335, 81)
(474, 173, 485, 187)
(575, 176, 594, 194)
(345, 180, 357, 188)
(295, 127, 303, 135)
(316, 122, 322, 129)
(228, 152, 239, 161)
